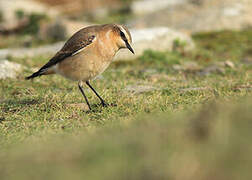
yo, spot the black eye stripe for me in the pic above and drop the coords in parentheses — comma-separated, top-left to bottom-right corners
(120, 31, 127, 41)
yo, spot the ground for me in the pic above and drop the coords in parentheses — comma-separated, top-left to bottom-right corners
(0, 29, 251, 179)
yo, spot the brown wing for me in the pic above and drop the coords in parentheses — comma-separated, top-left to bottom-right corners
(40, 31, 95, 71)
(26, 27, 96, 79)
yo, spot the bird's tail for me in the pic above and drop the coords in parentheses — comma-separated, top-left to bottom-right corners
(25, 70, 43, 80)
(26, 67, 55, 80)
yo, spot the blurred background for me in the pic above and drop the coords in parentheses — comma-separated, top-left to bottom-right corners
(0, 0, 252, 180)
(1, 0, 251, 66)
(0, 0, 251, 48)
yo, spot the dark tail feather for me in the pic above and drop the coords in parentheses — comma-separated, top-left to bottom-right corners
(25, 70, 43, 80)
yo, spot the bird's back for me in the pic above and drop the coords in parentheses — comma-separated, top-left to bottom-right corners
(54, 24, 120, 81)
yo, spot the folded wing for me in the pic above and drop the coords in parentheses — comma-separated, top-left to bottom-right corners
(26, 28, 96, 80)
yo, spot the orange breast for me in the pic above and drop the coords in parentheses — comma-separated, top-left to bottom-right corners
(55, 34, 118, 81)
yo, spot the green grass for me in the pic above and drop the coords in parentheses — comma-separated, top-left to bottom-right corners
(0, 29, 252, 179)
(91, 7, 134, 25)
(1, 100, 252, 180)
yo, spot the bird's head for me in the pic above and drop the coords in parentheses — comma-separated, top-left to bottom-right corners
(114, 24, 134, 54)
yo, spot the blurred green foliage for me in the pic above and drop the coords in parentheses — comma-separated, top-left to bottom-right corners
(14, 9, 47, 35)
(139, 50, 181, 69)
(93, 7, 134, 24)
(90, 0, 134, 24)
(15, 9, 25, 20)
(0, 10, 53, 48)
(193, 29, 252, 61)
(22, 13, 47, 35)
(173, 38, 188, 52)
(119, 0, 134, 5)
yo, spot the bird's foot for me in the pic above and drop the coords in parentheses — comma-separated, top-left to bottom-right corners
(101, 101, 117, 108)
(101, 101, 108, 107)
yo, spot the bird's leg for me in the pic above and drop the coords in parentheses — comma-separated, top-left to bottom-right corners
(78, 82, 92, 111)
(86, 81, 107, 107)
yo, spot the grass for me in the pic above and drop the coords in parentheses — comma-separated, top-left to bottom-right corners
(1, 100, 252, 179)
(0, 29, 252, 179)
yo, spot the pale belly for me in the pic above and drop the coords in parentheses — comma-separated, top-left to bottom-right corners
(53, 52, 113, 81)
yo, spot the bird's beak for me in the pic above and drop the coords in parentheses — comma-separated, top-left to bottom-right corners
(126, 41, 135, 54)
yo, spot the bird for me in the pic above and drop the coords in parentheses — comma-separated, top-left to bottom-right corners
(26, 24, 134, 111)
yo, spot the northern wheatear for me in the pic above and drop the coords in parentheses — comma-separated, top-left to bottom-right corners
(26, 24, 134, 110)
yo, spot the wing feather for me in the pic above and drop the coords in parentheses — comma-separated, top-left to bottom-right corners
(40, 34, 95, 71)
(26, 27, 96, 79)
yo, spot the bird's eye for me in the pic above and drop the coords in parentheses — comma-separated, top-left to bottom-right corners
(120, 31, 127, 41)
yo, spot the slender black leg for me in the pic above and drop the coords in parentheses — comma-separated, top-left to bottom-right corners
(78, 83, 92, 110)
(86, 81, 107, 107)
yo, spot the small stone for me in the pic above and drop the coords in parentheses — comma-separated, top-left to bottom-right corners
(224, 60, 235, 68)
(183, 61, 201, 71)
(198, 65, 225, 76)
(149, 74, 176, 82)
(0, 60, 23, 79)
(172, 64, 183, 71)
(173, 62, 201, 72)
(123, 85, 159, 94)
(140, 69, 158, 75)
